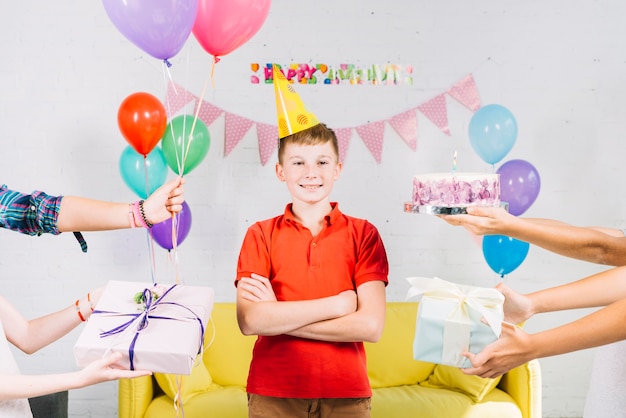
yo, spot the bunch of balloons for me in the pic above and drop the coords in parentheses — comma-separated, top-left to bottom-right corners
(117, 93, 211, 250)
(102, 0, 271, 64)
(467, 104, 541, 277)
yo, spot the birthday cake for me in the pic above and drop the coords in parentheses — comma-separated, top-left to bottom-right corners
(410, 172, 500, 213)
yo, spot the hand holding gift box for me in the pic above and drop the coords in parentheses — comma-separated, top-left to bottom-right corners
(406, 277, 504, 368)
(74, 280, 214, 375)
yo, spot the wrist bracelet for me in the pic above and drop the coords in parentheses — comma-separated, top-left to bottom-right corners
(75, 299, 86, 322)
(87, 292, 95, 312)
(132, 201, 149, 229)
(138, 200, 154, 228)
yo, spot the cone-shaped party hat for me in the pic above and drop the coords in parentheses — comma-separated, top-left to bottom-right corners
(273, 64, 319, 139)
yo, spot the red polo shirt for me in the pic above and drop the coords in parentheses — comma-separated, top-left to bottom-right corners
(236, 203, 389, 398)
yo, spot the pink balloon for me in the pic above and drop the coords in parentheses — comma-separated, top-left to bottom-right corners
(102, 0, 198, 62)
(192, 0, 271, 58)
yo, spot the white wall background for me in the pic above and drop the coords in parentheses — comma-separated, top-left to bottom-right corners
(1, 1, 624, 416)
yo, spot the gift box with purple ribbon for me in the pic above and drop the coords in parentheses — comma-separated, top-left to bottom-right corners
(74, 280, 214, 375)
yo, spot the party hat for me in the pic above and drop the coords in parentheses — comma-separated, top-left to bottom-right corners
(273, 64, 319, 138)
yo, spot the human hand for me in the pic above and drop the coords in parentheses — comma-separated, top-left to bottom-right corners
(142, 177, 186, 225)
(238, 274, 277, 302)
(77, 352, 152, 387)
(439, 206, 513, 236)
(461, 322, 532, 378)
(496, 282, 534, 324)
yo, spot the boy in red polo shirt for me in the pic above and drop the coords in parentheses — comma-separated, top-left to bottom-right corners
(235, 65, 389, 418)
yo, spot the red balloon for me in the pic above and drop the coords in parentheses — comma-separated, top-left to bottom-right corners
(192, 0, 271, 58)
(117, 92, 167, 156)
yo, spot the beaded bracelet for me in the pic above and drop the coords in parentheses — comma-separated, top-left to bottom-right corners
(138, 200, 154, 228)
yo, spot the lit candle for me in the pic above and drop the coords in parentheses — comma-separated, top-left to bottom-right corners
(452, 150, 457, 174)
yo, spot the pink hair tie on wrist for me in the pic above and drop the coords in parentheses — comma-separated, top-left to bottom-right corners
(133, 200, 153, 229)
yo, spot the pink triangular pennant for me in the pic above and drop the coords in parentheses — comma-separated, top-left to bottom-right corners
(334, 128, 352, 163)
(224, 113, 254, 157)
(256, 122, 278, 166)
(355, 121, 386, 164)
(446, 74, 481, 112)
(417, 94, 450, 136)
(165, 82, 195, 116)
(388, 109, 418, 151)
(195, 99, 223, 127)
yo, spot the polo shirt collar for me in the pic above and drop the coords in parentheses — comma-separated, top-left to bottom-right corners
(283, 202, 342, 226)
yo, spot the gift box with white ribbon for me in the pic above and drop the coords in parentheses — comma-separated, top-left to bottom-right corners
(406, 276, 504, 368)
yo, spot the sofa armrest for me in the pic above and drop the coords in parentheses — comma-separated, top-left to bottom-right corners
(498, 359, 542, 418)
(118, 376, 155, 418)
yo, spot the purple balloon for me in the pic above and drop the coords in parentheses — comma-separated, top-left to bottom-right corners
(497, 159, 541, 216)
(151, 201, 192, 250)
(102, 0, 198, 61)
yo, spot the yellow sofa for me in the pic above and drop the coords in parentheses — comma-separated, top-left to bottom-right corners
(119, 302, 541, 418)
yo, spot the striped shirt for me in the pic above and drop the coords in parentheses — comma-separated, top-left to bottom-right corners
(0, 184, 87, 252)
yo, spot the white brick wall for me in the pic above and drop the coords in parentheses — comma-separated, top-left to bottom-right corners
(2, 1, 625, 416)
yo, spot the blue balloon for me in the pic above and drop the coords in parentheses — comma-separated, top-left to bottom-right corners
(482, 234, 529, 277)
(468, 104, 518, 165)
(119, 146, 168, 198)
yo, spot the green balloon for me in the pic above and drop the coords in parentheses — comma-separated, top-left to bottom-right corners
(161, 115, 210, 175)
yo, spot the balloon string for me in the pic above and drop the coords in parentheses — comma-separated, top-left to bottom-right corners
(171, 211, 180, 284)
(184, 59, 215, 172)
(161, 62, 185, 177)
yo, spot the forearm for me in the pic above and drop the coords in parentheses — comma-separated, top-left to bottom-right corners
(0, 371, 84, 401)
(508, 220, 626, 266)
(529, 265, 626, 313)
(10, 295, 93, 354)
(530, 298, 626, 359)
(287, 307, 382, 343)
(57, 197, 129, 231)
(285, 281, 386, 343)
(237, 293, 351, 336)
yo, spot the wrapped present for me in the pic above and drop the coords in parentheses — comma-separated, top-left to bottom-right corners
(406, 276, 504, 368)
(74, 280, 214, 375)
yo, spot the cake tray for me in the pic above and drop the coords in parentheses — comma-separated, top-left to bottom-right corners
(403, 202, 509, 215)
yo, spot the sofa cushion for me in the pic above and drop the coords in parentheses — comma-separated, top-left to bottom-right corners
(154, 360, 214, 403)
(145, 388, 248, 418)
(203, 303, 256, 386)
(365, 302, 435, 387)
(371, 384, 521, 418)
(419, 364, 502, 402)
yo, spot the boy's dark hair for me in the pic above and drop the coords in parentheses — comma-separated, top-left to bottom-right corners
(278, 123, 339, 164)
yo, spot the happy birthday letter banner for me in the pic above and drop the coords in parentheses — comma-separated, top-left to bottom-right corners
(166, 74, 480, 165)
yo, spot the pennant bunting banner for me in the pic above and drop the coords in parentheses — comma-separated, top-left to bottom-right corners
(164, 74, 480, 165)
(166, 82, 195, 115)
(256, 122, 278, 166)
(446, 74, 481, 112)
(355, 121, 386, 164)
(195, 99, 224, 127)
(417, 94, 450, 136)
(388, 109, 418, 151)
(224, 113, 254, 157)
(334, 128, 352, 163)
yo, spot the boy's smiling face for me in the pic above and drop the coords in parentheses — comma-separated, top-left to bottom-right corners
(275, 141, 342, 205)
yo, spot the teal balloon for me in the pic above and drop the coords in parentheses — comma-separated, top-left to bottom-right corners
(468, 104, 518, 165)
(119, 145, 168, 198)
(161, 115, 210, 175)
(482, 234, 529, 277)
